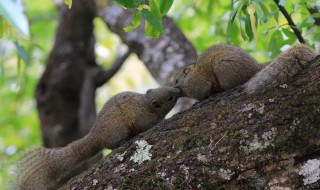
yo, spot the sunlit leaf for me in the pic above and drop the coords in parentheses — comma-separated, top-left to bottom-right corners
(124, 11, 142, 32)
(115, 0, 137, 9)
(0, 0, 29, 36)
(143, 10, 163, 37)
(14, 42, 29, 66)
(64, 0, 72, 9)
(159, 0, 173, 16)
(248, 4, 258, 41)
(143, 0, 164, 38)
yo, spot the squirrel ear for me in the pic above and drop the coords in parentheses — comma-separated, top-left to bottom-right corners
(151, 100, 161, 108)
(183, 67, 191, 75)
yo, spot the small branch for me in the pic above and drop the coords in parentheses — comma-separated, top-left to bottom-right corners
(94, 50, 131, 87)
(306, 5, 320, 26)
(273, 0, 305, 44)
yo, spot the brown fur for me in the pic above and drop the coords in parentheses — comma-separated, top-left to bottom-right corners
(173, 44, 315, 100)
(16, 87, 180, 190)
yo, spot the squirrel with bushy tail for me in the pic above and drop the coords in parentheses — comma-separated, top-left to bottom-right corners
(16, 87, 180, 190)
(173, 44, 316, 100)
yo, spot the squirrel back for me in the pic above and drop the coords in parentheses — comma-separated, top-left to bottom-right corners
(173, 44, 316, 101)
(16, 87, 180, 190)
(173, 44, 263, 100)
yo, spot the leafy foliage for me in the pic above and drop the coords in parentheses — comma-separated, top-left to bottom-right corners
(115, 0, 173, 38)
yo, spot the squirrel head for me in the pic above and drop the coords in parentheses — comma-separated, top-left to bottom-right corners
(173, 65, 210, 101)
(145, 87, 180, 115)
(173, 65, 194, 96)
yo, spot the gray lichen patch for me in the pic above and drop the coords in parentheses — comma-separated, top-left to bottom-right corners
(130, 140, 153, 164)
(298, 159, 320, 185)
(240, 128, 277, 153)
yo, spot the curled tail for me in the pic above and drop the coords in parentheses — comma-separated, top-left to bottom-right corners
(244, 45, 316, 94)
(16, 134, 100, 190)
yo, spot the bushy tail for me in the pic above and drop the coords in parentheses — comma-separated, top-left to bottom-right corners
(15, 134, 100, 190)
(244, 45, 316, 94)
(16, 147, 62, 190)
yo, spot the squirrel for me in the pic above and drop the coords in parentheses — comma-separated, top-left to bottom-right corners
(173, 44, 316, 101)
(16, 87, 180, 190)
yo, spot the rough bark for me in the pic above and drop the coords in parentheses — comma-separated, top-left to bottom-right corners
(64, 57, 320, 189)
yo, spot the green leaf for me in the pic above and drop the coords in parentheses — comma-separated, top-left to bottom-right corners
(124, 11, 142, 32)
(252, 2, 268, 23)
(269, 4, 279, 23)
(245, 14, 254, 41)
(0, 0, 29, 36)
(115, 0, 137, 9)
(159, 0, 173, 16)
(145, 20, 161, 38)
(239, 17, 248, 41)
(143, 0, 164, 38)
(143, 9, 163, 37)
(230, 1, 244, 24)
(282, 28, 295, 39)
(149, 0, 161, 19)
(14, 42, 29, 66)
(269, 30, 282, 56)
(227, 1, 244, 33)
(64, 0, 72, 9)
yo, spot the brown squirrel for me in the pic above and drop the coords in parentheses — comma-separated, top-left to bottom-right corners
(173, 44, 316, 100)
(16, 87, 180, 190)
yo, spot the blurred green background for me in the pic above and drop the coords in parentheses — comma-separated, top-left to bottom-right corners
(1, 0, 319, 188)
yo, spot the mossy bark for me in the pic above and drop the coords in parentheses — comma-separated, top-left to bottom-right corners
(63, 57, 320, 189)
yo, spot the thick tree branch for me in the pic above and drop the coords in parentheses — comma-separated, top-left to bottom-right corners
(64, 57, 320, 189)
(274, 0, 305, 44)
(97, 3, 197, 85)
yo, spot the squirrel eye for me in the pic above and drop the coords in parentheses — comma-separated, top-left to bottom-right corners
(168, 96, 173, 101)
(175, 79, 179, 84)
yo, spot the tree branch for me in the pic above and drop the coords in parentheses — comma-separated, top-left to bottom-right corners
(94, 50, 131, 87)
(274, 0, 305, 44)
(64, 56, 320, 189)
(306, 5, 320, 26)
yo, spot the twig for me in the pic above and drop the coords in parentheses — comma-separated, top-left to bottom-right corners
(94, 50, 131, 87)
(214, 131, 229, 149)
(306, 5, 320, 26)
(273, 0, 305, 44)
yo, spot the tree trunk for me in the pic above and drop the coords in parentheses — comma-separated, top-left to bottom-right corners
(35, 1, 197, 148)
(35, 1, 97, 148)
(63, 57, 320, 189)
